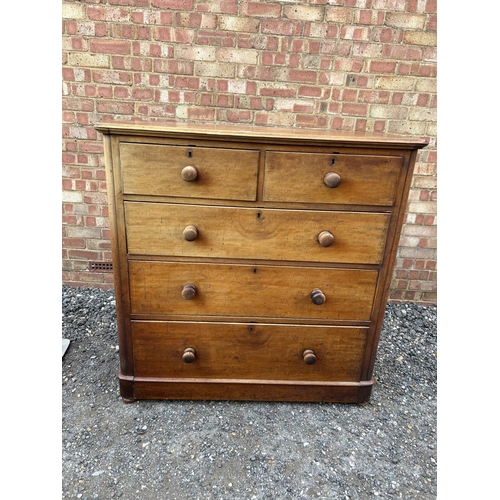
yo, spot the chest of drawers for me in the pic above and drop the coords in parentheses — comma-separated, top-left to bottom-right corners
(96, 121, 427, 404)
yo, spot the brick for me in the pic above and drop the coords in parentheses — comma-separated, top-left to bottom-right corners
(261, 20, 301, 36)
(219, 16, 260, 32)
(296, 115, 328, 128)
(239, 64, 276, 80)
(284, 5, 324, 22)
(355, 10, 385, 25)
(259, 85, 296, 98)
(385, 12, 426, 29)
(404, 31, 437, 47)
(413, 176, 436, 189)
(195, 0, 237, 14)
(90, 39, 131, 55)
(399, 247, 436, 260)
(175, 45, 217, 61)
(152, 0, 193, 8)
(177, 12, 217, 29)
(87, 7, 130, 22)
(197, 30, 237, 47)
(370, 105, 408, 119)
(373, 28, 404, 44)
(358, 90, 390, 103)
(352, 43, 383, 58)
(340, 26, 370, 41)
(283, 69, 317, 83)
(341, 103, 368, 116)
(132, 88, 154, 100)
(154, 60, 194, 75)
(242, 2, 282, 17)
(173, 28, 195, 43)
(68, 53, 110, 68)
(403, 224, 436, 237)
(334, 58, 364, 72)
(408, 201, 437, 214)
(298, 86, 323, 98)
(255, 112, 295, 127)
(187, 107, 216, 121)
(375, 76, 415, 90)
(238, 34, 279, 50)
(387, 121, 426, 135)
(372, 0, 406, 9)
(219, 109, 253, 122)
(194, 62, 235, 78)
(63, 97, 95, 112)
(218, 48, 258, 64)
(326, 7, 353, 23)
(415, 78, 436, 92)
(427, 14, 437, 31)
(408, 107, 436, 121)
(425, 0, 437, 13)
(62, 4, 85, 20)
(274, 98, 310, 113)
(369, 61, 397, 73)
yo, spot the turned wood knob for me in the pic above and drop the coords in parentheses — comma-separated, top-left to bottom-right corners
(183, 225, 199, 241)
(181, 165, 198, 182)
(318, 230, 334, 247)
(181, 283, 197, 300)
(182, 348, 196, 363)
(303, 349, 316, 365)
(323, 172, 341, 188)
(310, 288, 326, 305)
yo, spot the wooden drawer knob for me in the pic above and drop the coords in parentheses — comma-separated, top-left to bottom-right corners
(303, 349, 316, 365)
(181, 283, 197, 300)
(182, 348, 196, 363)
(181, 165, 198, 182)
(323, 172, 341, 188)
(318, 230, 334, 247)
(183, 225, 199, 241)
(310, 288, 326, 305)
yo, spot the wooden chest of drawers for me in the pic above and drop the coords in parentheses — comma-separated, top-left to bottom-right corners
(96, 121, 427, 404)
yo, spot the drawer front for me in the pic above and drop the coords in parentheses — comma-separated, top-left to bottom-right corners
(263, 152, 402, 206)
(129, 261, 378, 321)
(119, 143, 259, 201)
(125, 202, 390, 264)
(132, 321, 368, 382)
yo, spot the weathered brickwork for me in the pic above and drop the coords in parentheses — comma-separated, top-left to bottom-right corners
(62, 0, 437, 302)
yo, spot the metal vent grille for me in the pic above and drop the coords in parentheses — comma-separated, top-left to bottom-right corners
(89, 261, 113, 272)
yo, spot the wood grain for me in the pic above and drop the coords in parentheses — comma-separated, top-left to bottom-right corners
(120, 142, 259, 200)
(128, 261, 378, 321)
(263, 151, 402, 206)
(132, 321, 368, 382)
(124, 202, 390, 265)
(96, 120, 429, 150)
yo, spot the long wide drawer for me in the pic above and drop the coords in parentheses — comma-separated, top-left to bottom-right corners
(264, 151, 402, 206)
(131, 321, 368, 382)
(128, 261, 378, 321)
(119, 142, 259, 200)
(124, 202, 390, 265)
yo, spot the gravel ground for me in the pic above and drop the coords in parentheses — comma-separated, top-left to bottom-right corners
(62, 285, 437, 500)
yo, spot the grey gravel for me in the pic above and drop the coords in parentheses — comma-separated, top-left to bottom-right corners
(62, 285, 437, 499)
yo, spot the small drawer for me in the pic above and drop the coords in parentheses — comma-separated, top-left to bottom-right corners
(263, 151, 402, 206)
(132, 321, 368, 382)
(119, 142, 259, 201)
(129, 261, 378, 321)
(125, 202, 390, 265)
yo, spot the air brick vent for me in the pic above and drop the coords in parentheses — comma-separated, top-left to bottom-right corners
(89, 261, 113, 272)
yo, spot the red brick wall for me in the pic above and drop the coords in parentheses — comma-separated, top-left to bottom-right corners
(62, 0, 437, 303)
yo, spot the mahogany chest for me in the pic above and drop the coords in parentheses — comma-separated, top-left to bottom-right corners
(96, 121, 427, 404)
